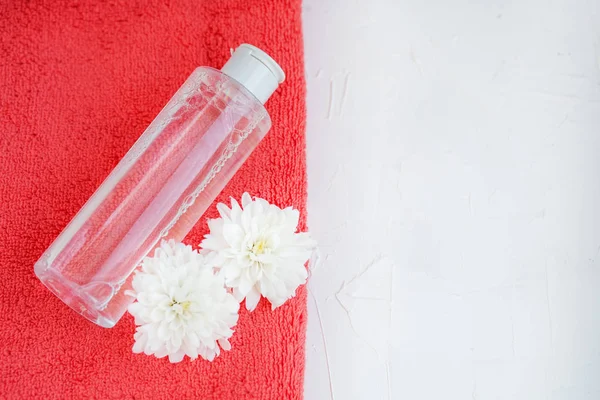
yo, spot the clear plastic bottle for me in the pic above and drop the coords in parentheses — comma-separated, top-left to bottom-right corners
(34, 44, 285, 328)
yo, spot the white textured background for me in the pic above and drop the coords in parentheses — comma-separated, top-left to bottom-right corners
(302, 1, 600, 399)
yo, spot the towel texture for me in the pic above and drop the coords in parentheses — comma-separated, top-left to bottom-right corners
(0, 1, 307, 398)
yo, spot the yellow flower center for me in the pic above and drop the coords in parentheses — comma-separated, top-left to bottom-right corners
(252, 239, 267, 255)
(170, 300, 191, 314)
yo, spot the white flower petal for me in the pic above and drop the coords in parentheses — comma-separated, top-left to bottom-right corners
(218, 338, 231, 351)
(168, 350, 185, 363)
(223, 223, 244, 247)
(230, 197, 243, 220)
(241, 192, 252, 207)
(200, 236, 223, 252)
(132, 333, 146, 354)
(232, 287, 245, 302)
(283, 207, 300, 233)
(245, 286, 261, 311)
(216, 202, 231, 220)
(206, 350, 216, 362)
(237, 276, 253, 298)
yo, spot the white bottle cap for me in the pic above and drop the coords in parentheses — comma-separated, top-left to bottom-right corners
(221, 44, 285, 104)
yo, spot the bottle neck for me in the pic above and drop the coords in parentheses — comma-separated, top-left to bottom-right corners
(220, 44, 285, 104)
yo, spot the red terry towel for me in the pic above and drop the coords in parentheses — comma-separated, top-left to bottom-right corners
(0, 1, 308, 399)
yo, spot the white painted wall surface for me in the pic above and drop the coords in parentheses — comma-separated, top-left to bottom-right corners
(303, 1, 600, 399)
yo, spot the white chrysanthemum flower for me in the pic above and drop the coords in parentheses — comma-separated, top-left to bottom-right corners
(201, 193, 316, 311)
(127, 240, 239, 363)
